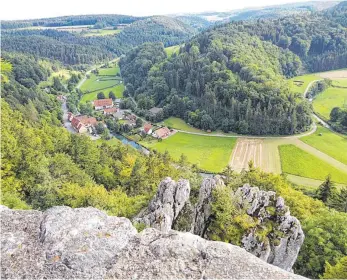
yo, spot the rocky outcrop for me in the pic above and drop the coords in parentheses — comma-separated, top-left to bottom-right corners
(1, 206, 305, 279)
(236, 184, 305, 272)
(192, 175, 225, 236)
(134, 177, 190, 232)
(189, 177, 304, 272)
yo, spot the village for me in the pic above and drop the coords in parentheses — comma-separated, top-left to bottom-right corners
(61, 95, 175, 144)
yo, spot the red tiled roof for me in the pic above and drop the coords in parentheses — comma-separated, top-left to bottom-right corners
(71, 117, 84, 131)
(93, 98, 113, 107)
(104, 107, 118, 114)
(75, 115, 97, 126)
(144, 123, 152, 133)
(155, 127, 170, 138)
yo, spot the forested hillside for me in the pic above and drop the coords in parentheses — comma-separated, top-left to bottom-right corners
(1, 16, 195, 65)
(120, 5, 347, 135)
(121, 39, 311, 135)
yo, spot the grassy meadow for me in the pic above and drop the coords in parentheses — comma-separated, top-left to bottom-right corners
(163, 117, 204, 133)
(82, 29, 121, 37)
(313, 87, 347, 120)
(80, 63, 123, 103)
(288, 74, 320, 95)
(141, 132, 236, 173)
(300, 126, 347, 165)
(279, 144, 347, 184)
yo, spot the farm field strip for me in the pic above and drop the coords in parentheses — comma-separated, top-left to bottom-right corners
(230, 139, 263, 171)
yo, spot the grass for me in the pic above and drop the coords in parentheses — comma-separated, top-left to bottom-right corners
(140, 132, 236, 173)
(332, 79, 347, 88)
(279, 144, 347, 184)
(301, 126, 347, 165)
(79, 63, 123, 103)
(80, 84, 124, 103)
(165, 45, 180, 57)
(288, 74, 320, 95)
(163, 117, 205, 133)
(82, 29, 121, 37)
(313, 87, 347, 120)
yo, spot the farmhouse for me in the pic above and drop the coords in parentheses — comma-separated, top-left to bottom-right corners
(142, 123, 153, 135)
(153, 127, 171, 139)
(103, 107, 118, 116)
(70, 114, 97, 133)
(93, 98, 113, 110)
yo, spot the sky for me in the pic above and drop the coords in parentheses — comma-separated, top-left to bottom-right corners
(0, 0, 329, 20)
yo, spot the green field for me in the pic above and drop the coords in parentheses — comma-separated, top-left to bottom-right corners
(82, 29, 121, 37)
(79, 64, 123, 103)
(288, 74, 320, 95)
(313, 87, 347, 120)
(141, 132, 236, 173)
(279, 144, 347, 184)
(80, 84, 124, 103)
(165, 45, 180, 57)
(301, 126, 347, 165)
(163, 117, 204, 133)
(332, 79, 347, 87)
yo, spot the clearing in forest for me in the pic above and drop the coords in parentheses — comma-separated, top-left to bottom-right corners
(279, 144, 347, 184)
(141, 132, 236, 173)
(165, 45, 181, 57)
(80, 63, 124, 103)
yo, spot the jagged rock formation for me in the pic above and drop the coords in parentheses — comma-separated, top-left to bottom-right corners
(188, 177, 304, 272)
(1, 206, 305, 279)
(134, 177, 190, 232)
(192, 175, 225, 236)
(235, 184, 305, 272)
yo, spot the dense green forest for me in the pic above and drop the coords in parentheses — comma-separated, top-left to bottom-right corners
(120, 4, 347, 135)
(1, 16, 195, 65)
(121, 39, 311, 135)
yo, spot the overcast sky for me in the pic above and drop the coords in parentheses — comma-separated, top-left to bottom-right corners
(0, 0, 329, 20)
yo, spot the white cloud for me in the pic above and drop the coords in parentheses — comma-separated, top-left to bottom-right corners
(1, 0, 322, 20)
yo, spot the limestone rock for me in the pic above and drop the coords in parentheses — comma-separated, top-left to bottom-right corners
(192, 175, 224, 236)
(235, 184, 305, 272)
(1, 205, 306, 279)
(1, 206, 137, 279)
(134, 177, 190, 232)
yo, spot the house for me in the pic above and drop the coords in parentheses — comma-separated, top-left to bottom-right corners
(93, 98, 113, 110)
(142, 123, 153, 135)
(153, 127, 171, 139)
(148, 107, 163, 116)
(71, 117, 87, 133)
(67, 112, 74, 121)
(70, 114, 97, 133)
(124, 113, 136, 122)
(103, 107, 118, 116)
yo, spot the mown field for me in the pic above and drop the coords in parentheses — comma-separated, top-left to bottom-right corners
(288, 74, 320, 95)
(313, 87, 347, 120)
(141, 132, 236, 173)
(82, 29, 121, 37)
(279, 144, 347, 184)
(80, 63, 123, 103)
(301, 126, 347, 165)
(163, 117, 204, 133)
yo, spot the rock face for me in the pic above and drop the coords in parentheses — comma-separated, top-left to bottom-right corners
(1, 206, 136, 279)
(235, 184, 305, 272)
(192, 175, 225, 236)
(1, 206, 305, 279)
(134, 177, 190, 232)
